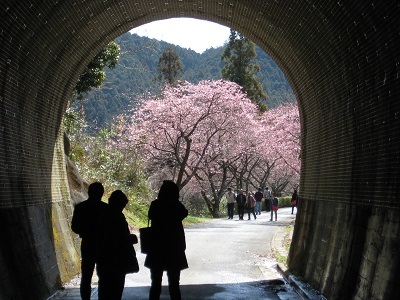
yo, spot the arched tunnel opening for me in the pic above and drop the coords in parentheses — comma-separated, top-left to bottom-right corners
(0, 1, 399, 299)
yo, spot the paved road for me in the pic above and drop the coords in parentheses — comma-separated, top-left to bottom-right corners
(52, 208, 300, 299)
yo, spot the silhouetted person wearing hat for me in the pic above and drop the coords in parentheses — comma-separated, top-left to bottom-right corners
(96, 190, 138, 300)
(145, 180, 188, 300)
(71, 182, 108, 300)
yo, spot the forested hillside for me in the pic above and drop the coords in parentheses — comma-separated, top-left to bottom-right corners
(81, 32, 295, 129)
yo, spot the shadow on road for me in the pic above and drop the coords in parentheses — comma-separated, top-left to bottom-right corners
(120, 279, 290, 299)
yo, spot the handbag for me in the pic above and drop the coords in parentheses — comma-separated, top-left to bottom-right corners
(124, 243, 139, 273)
(139, 219, 154, 254)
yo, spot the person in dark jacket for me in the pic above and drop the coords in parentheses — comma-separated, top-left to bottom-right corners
(71, 182, 108, 300)
(291, 189, 299, 214)
(254, 188, 264, 215)
(145, 180, 188, 300)
(236, 189, 246, 220)
(271, 193, 279, 221)
(96, 190, 138, 300)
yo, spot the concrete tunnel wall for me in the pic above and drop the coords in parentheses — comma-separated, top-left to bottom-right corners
(0, 1, 399, 299)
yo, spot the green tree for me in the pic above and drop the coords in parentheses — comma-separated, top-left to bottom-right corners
(74, 41, 120, 98)
(221, 29, 268, 111)
(66, 40, 120, 130)
(155, 45, 183, 86)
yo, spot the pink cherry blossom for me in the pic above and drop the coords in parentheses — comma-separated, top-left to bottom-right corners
(114, 80, 301, 215)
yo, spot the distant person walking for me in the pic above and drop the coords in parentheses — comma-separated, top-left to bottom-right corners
(271, 193, 279, 221)
(71, 182, 108, 300)
(97, 190, 138, 300)
(236, 189, 246, 220)
(246, 191, 257, 220)
(225, 187, 236, 219)
(254, 188, 263, 215)
(145, 180, 189, 300)
(291, 189, 299, 214)
(263, 187, 272, 218)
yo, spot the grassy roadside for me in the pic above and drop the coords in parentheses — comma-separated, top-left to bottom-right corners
(274, 221, 294, 266)
(123, 201, 210, 232)
(183, 215, 211, 226)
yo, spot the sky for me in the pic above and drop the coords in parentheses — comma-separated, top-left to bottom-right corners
(130, 18, 231, 53)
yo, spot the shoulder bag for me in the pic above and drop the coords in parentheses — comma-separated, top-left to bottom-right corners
(139, 219, 154, 254)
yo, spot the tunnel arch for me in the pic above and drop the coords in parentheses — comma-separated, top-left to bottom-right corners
(0, 1, 399, 299)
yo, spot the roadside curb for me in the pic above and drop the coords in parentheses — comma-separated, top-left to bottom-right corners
(272, 224, 326, 300)
(276, 263, 326, 300)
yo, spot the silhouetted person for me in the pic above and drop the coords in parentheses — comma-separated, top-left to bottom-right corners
(236, 189, 246, 220)
(96, 190, 138, 300)
(144, 180, 188, 300)
(71, 182, 108, 300)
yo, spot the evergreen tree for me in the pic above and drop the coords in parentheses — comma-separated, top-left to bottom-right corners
(74, 41, 120, 98)
(155, 45, 183, 86)
(221, 30, 268, 111)
(66, 41, 120, 133)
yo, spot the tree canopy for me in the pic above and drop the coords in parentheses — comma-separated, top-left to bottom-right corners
(116, 79, 300, 217)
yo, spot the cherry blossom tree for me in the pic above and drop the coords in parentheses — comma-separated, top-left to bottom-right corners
(115, 80, 301, 216)
(259, 103, 301, 195)
(118, 80, 258, 191)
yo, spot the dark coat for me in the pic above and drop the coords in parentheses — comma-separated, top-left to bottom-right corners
(71, 198, 108, 243)
(96, 208, 135, 274)
(236, 194, 246, 206)
(144, 198, 188, 271)
(291, 192, 299, 206)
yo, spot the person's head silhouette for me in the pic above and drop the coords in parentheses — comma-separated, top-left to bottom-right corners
(108, 190, 128, 211)
(88, 182, 104, 201)
(158, 180, 179, 202)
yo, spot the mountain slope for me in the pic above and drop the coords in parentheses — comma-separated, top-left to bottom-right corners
(81, 32, 295, 129)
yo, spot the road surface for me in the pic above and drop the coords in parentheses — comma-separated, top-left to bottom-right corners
(54, 207, 300, 299)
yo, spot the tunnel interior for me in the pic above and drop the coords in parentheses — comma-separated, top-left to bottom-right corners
(0, 1, 399, 299)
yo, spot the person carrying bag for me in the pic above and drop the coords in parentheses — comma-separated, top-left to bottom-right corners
(144, 180, 189, 300)
(140, 218, 154, 254)
(96, 190, 139, 300)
